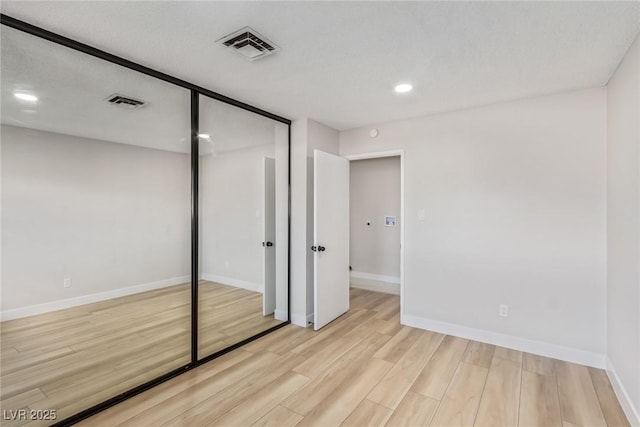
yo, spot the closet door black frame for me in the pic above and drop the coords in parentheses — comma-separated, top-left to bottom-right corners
(0, 13, 292, 426)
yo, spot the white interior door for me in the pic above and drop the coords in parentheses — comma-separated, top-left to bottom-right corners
(313, 149, 350, 330)
(263, 157, 276, 315)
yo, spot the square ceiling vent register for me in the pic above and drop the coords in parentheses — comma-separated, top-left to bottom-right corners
(217, 26, 280, 61)
(105, 94, 146, 110)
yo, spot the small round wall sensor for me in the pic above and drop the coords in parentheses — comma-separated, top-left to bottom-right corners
(369, 129, 379, 138)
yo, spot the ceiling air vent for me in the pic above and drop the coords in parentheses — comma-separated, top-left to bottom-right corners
(105, 94, 146, 110)
(217, 26, 280, 61)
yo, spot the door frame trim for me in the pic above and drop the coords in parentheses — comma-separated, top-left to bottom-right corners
(344, 150, 405, 325)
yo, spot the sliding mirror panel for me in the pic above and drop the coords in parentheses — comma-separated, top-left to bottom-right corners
(0, 25, 191, 422)
(198, 95, 288, 359)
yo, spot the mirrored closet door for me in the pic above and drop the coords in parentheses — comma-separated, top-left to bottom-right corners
(1, 24, 192, 421)
(0, 15, 290, 425)
(197, 95, 289, 359)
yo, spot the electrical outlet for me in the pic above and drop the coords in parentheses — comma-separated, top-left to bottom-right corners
(499, 304, 509, 317)
(63, 278, 72, 288)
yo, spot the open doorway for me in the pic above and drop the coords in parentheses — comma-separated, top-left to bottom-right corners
(346, 151, 404, 322)
(311, 149, 404, 330)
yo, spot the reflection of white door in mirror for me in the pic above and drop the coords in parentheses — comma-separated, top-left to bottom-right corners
(263, 157, 276, 315)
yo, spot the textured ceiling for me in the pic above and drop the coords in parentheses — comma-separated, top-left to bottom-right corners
(1, 1, 639, 131)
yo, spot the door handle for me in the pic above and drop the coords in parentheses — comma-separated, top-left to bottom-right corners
(262, 241, 274, 247)
(266, 241, 273, 247)
(318, 246, 326, 252)
(311, 245, 326, 252)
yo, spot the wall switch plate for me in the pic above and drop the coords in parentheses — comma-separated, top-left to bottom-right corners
(499, 304, 509, 317)
(418, 208, 426, 221)
(63, 278, 72, 288)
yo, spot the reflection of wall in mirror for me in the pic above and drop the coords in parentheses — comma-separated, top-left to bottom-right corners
(199, 143, 275, 293)
(1, 124, 191, 319)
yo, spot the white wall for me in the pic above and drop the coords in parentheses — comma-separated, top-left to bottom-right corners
(1, 125, 191, 317)
(607, 33, 640, 424)
(350, 157, 401, 280)
(289, 118, 339, 326)
(340, 88, 607, 365)
(200, 143, 274, 291)
(290, 118, 309, 326)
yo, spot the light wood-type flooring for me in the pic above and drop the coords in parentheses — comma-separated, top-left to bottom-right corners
(0, 281, 281, 425)
(74, 288, 631, 427)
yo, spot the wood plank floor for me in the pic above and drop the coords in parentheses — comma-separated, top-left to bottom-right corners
(73, 288, 630, 427)
(0, 281, 281, 425)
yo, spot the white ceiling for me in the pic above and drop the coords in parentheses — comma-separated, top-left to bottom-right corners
(1, 1, 639, 131)
(1, 25, 278, 153)
(1, 25, 191, 152)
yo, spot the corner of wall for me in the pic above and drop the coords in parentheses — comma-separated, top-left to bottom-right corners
(606, 30, 640, 426)
(607, 357, 640, 426)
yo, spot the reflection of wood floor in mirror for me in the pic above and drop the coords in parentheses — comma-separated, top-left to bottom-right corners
(0, 280, 281, 426)
(78, 288, 629, 427)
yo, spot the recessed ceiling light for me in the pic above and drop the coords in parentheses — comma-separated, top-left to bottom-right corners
(394, 83, 413, 93)
(198, 133, 211, 139)
(14, 92, 38, 102)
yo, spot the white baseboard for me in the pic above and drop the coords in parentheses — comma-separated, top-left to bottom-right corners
(291, 312, 314, 328)
(0, 275, 190, 321)
(606, 356, 640, 426)
(402, 313, 606, 369)
(274, 309, 288, 322)
(350, 282, 400, 295)
(350, 271, 400, 284)
(200, 273, 263, 294)
(350, 271, 400, 295)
